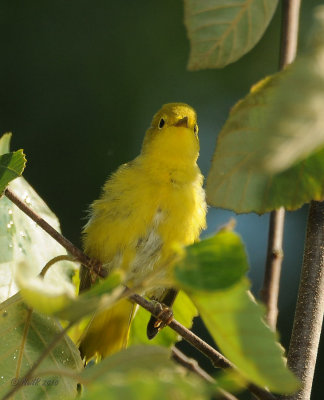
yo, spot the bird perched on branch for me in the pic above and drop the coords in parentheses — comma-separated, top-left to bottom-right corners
(79, 103, 206, 361)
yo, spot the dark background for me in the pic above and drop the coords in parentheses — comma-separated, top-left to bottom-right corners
(0, 1, 322, 397)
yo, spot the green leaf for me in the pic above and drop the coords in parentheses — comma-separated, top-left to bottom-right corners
(80, 346, 212, 400)
(190, 279, 299, 393)
(184, 0, 278, 70)
(0, 149, 26, 195)
(129, 291, 197, 347)
(248, 6, 324, 173)
(0, 294, 83, 399)
(174, 229, 248, 291)
(206, 74, 324, 213)
(0, 134, 75, 303)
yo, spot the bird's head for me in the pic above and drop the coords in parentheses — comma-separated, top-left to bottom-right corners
(141, 103, 200, 164)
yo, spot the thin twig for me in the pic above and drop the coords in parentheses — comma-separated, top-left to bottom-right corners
(2, 321, 75, 400)
(40, 254, 76, 277)
(171, 346, 215, 383)
(261, 0, 301, 330)
(283, 201, 324, 400)
(4, 187, 276, 400)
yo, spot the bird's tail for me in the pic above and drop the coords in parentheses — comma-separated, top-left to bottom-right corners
(79, 298, 135, 361)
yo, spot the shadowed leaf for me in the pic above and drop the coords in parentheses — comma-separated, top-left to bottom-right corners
(248, 6, 324, 173)
(206, 74, 324, 213)
(184, 0, 278, 70)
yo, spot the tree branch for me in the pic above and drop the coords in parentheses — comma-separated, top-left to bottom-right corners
(283, 201, 324, 400)
(261, 208, 285, 330)
(261, 0, 301, 331)
(5, 187, 276, 400)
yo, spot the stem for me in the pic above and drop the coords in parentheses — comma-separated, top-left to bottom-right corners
(261, 0, 301, 330)
(40, 255, 76, 277)
(5, 188, 275, 400)
(283, 201, 324, 400)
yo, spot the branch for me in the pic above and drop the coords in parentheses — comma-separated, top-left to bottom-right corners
(5, 187, 276, 400)
(261, 0, 301, 330)
(283, 201, 324, 400)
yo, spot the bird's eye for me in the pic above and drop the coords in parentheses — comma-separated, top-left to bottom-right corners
(194, 124, 198, 134)
(158, 118, 165, 129)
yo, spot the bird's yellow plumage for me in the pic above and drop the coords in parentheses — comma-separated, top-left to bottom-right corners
(79, 103, 207, 361)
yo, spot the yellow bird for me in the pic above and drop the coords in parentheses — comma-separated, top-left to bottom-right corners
(79, 103, 207, 361)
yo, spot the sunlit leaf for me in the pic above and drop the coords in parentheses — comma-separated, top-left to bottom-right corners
(129, 291, 197, 347)
(184, 0, 278, 70)
(0, 294, 83, 399)
(206, 74, 324, 213)
(174, 229, 248, 291)
(80, 346, 212, 400)
(185, 279, 299, 393)
(0, 133, 75, 302)
(173, 234, 299, 393)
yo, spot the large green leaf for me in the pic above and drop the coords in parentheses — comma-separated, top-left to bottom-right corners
(0, 133, 75, 302)
(172, 233, 299, 393)
(0, 294, 83, 399)
(206, 74, 324, 213)
(129, 291, 197, 347)
(80, 346, 212, 400)
(248, 6, 324, 173)
(184, 0, 278, 70)
(191, 280, 299, 394)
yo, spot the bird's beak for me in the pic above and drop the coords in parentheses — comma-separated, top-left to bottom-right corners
(174, 116, 189, 128)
